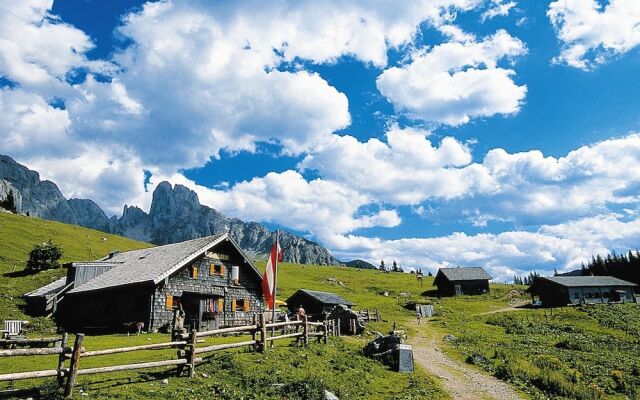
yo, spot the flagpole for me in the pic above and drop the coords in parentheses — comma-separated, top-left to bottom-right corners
(270, 230, 279, 346)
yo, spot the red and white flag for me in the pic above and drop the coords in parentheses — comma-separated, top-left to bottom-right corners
(262, 237, 283, 310)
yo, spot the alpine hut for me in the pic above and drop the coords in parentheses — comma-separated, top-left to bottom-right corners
(526, 276, 638, 307)
(32, 234, 263, 332)
(285, 289, 354, 319)
(433, 267, 492, 296)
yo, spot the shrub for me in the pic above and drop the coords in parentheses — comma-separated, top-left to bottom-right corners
(25, 240, 63, 274)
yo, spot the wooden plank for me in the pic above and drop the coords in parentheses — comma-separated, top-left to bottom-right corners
(303, 315, 309, 345)
(64, 333, 84, 399)
(0, 347, 65, 357)
(81, 341, 187, 357)
(0, 337, 61, 345)
(181, 324, 258, 339)
(57, 333, 68, 386)
(76, 358, 200, 376)
(195, 340, 257, 354)
(0, 369, 60, 382)
(188, 330, 197, 378)
(265, 332, 303, 342)
(265, 321, 302, 329)
(259, 313, 267, 352)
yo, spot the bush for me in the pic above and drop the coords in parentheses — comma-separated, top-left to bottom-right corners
(25, 240, 63, 274)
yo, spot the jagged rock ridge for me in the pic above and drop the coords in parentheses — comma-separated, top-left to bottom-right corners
(0, 155, 339, 265)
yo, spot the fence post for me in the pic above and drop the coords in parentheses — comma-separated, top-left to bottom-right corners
(251, 314, 258, 352)
(323, 321, 329, 344)
(337, 320, 341, 337)
(259, 313, 267, 352)
(303, 315, 309, 346)
(188, 329, 197, 378)
(57, 332, 68, 387)
(64, 333, 84, 399)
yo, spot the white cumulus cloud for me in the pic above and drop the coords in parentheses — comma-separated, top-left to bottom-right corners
(548, 0, 640, 69)
(377, 29, 527, 125)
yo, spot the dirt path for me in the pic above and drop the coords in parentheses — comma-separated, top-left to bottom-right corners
(479, 300, 531, 315)
(410, 328, 524, 400)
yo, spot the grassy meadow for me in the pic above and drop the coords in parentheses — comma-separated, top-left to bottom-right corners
(0, 212, 448, 399)
(2, 211, 640, 399)
(429, 287, 640, 399)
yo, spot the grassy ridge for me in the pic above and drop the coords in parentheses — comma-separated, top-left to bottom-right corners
(0, 212, 151, 326)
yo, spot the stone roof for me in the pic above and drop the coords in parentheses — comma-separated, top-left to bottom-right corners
(290, 289, 354, 306)
(24, 277, 67, 298)
(68, 234, 259, 293)
(542, 276, 637, 288)
(437, 267, 492, 282)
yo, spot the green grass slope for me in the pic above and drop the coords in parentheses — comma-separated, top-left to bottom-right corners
(0, 212, 151, 326)
(0, 213, 450, 399)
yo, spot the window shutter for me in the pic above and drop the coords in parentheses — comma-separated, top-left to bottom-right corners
(166, 294, 173, 310)
(218, 298, 224, 312)
(231, 299, 237, 311)
(220, 265, 226, 275)
(209, 264, 216, 275)
(191, 266, 198, 279)
(243, 299, 250, 312)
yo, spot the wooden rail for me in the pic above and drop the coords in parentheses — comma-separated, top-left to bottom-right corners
(0, 314, 334, 398)
(80, 341, 186, 357)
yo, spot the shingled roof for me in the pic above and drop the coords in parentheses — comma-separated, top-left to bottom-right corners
(68, 233, 259, 293)
(24, 277, 67, 298)
(436, 267, 492, 282)
(291, 289, 354, 306)
(540, 276, 637, 288)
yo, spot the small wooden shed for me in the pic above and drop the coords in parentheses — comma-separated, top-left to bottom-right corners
(23, 277, 69, 316)
(433, 267, 492, 296)
(285, 289, 354, 319)
(526, 276, 638, 307)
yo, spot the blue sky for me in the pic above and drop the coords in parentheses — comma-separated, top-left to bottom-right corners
(2, 0, 640, 280)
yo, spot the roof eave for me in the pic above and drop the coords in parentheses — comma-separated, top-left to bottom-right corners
(152, 233, 228, 285)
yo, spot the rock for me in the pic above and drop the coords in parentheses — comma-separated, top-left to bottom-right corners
(443, 334, 456, 342)
(161, 378, 169, 384)
(201, 373, 209, 378)
(325, 390, 339, 400)
(0, 179, 21, 213)
(327, 305, 366, 335)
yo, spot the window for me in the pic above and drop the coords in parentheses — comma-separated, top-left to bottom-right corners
(191, 266, 198, 279)
(209, 263, 225, 276)
(233, 299, 249, 312)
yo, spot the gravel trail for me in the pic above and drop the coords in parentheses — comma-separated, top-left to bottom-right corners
(410, 333, 524, 400)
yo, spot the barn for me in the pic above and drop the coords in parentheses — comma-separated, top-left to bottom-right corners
(433, 267, 492, 296)
(285, 289, 354, 319)
(31, 234, 264, 332)
(526, 276, 638, 307)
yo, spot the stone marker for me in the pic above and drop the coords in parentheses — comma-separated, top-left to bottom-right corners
(395, 344, 414, 373)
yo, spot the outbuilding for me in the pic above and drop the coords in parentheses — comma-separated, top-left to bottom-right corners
(285, 289, 353, 319)
(30, 234, 263, 333)
(526, 276, 638, 307)
(433, 267, 492, 296)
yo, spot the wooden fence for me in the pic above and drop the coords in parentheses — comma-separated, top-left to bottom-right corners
(0, 314, 332, 399)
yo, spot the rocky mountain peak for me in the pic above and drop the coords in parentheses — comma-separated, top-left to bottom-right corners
(0, 154, 340, 265)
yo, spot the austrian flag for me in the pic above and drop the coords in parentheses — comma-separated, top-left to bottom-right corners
(262, 237, 283, 310)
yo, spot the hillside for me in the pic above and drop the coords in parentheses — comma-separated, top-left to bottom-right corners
(0, 212, 151, 325)
(2, 214, 640, 399)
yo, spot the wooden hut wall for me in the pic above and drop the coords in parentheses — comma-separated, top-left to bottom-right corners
(59, 287, 153, 332)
